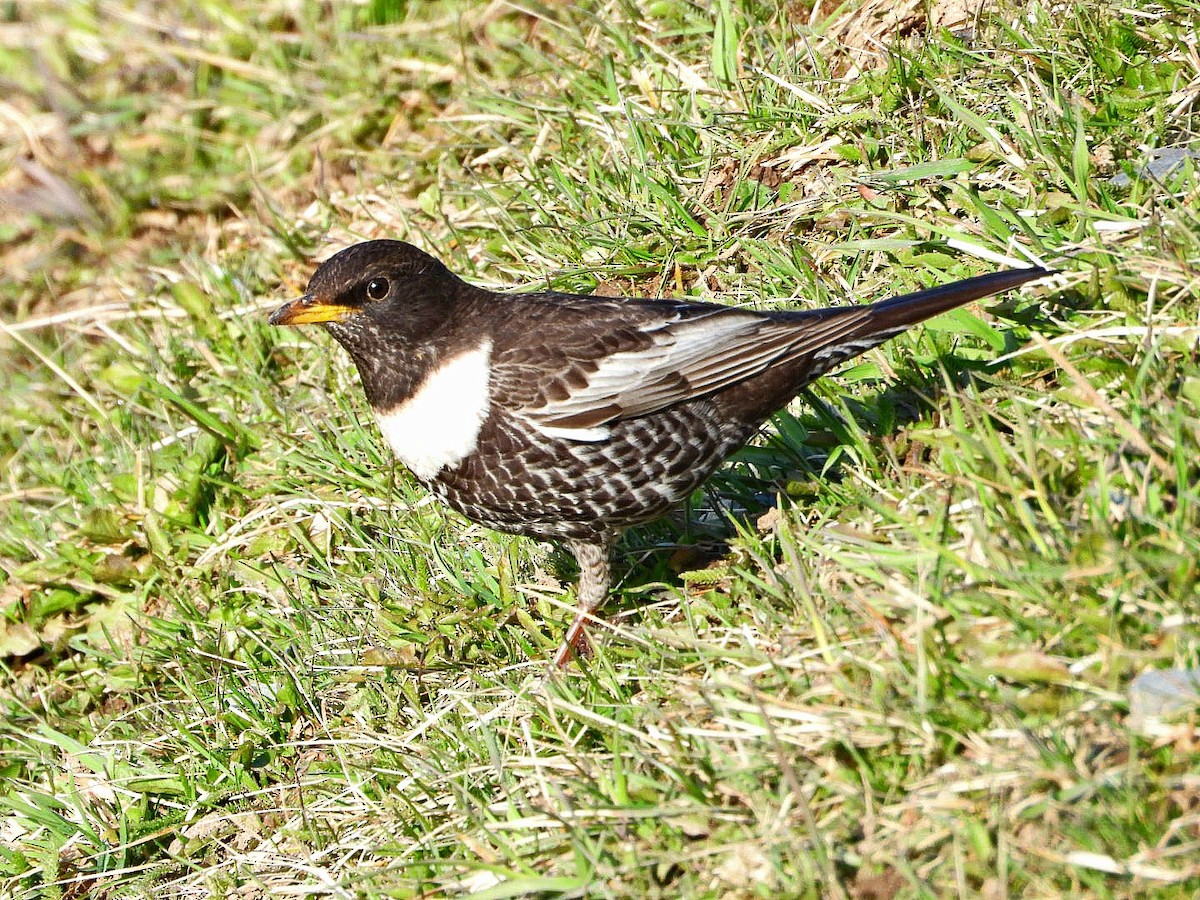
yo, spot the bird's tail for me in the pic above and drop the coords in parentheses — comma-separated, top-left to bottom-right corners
(788, 266, 1052, 378)
(870, 266, 1051, 330)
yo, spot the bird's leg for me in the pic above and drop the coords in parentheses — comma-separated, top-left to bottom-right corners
(550, 536, 614, 669)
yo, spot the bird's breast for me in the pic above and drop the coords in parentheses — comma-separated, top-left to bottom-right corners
(373, 338, 493, 481)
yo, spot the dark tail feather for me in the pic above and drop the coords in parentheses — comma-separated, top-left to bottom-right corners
(869, 266, 1052, 332)
(717, 265, 1051, 424)
(788, 266, 1051, 382)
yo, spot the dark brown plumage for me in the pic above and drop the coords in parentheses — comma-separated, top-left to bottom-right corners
(270, 240, 1050, 668)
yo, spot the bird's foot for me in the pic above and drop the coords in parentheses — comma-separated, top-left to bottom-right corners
(549, 610, 596, 670)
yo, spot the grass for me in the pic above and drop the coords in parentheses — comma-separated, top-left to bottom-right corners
(2, 0, 1199, 896)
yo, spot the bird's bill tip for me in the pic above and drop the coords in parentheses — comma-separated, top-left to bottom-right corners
(268, 295, 356, 326)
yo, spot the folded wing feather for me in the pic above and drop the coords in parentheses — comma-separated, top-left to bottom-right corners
(518, 306, 875, 438)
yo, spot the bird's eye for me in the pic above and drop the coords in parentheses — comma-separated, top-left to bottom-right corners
(366, 278, 390, 301)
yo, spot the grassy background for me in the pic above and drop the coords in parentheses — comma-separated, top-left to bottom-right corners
(2, 0, 1199, 897)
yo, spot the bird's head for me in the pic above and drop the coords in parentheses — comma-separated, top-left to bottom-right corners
(268, 240, 456, 340)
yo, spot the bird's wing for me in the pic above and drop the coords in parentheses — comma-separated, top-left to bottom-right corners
(490, 297, 874, 441)
(486, 266, 1048, 442)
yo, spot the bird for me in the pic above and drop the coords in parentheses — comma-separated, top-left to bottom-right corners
(269, 240, 1050, 669)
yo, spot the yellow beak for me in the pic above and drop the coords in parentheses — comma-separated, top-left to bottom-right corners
(268, 295, 357, 326)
